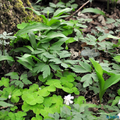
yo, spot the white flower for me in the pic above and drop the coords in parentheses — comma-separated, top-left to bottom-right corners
(117, 113, 120, 119)
(118, 100, 120, 105)
(39, 87, 41, 90)
(64, 94, 74, 105)
(8, 94, 11, 99)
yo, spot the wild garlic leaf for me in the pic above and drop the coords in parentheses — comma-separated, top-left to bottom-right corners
(16, 23, 51, 36)
(41, 31, 66, 43)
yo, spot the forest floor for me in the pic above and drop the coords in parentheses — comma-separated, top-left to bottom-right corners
(1, 0, 120, 119)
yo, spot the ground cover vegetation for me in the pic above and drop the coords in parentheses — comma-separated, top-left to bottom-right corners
(1, 0, 120, 119)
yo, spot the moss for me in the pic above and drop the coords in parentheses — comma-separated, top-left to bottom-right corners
(14, 0, 42, 22)
(14, 0, 28, 15)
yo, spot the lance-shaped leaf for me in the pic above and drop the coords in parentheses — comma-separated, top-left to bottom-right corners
(0, 55, 14, 62)
(81, 8, 106, 16)
(16, 23, 51, 36)
(28, 32, 37, 50)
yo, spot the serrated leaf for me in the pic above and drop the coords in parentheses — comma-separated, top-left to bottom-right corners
(81, 74, 93, 88)
(71, 65, 90, 73)
(5, 72, 19, 80)
(49, 63, 61, 71)
(79, 61, 91, 72)
(41, 64, 51, 78)
(0, 77, 9, 87)
(49, 58, 62, 64)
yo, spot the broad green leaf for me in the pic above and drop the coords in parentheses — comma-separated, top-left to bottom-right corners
(25, 45, 34, 52)
(53, 8, 72, 17)
(42, 7, 54, 14)
(40, 15, 48, 24)
(90, 58, 104, 89)
(17, 54, 36, 70)
(41, 31, 66, 43)
(14, 47, 32, 53)
(16, 23, 51, 36)
(28, 32, 37, 50)
(107, 34, 120, 39)
(114, 55, 120, 62)
(17, 54, 35, 66)
(65, 37, 76, 44)
(104, 74, 120, 90)
(112, 96, 120, 106)
(17, 22, 29, 29)
(81, 8, 106, 16)
(0, 55, 14, 62)
(0, 97, 7, 100)
(47, 19, 60, 27)
(25, 7, 41, 15)
(90, 58, 105, 103)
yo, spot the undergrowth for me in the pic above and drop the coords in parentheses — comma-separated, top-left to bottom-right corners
(0, 0, 120, 120)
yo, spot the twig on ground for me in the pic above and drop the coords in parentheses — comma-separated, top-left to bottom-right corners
(65, 0, 90, 20)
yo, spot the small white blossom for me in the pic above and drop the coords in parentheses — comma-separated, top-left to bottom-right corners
(64, 94, 74, 105)
(118, 100, 120, 105)
(118, 113, 120, 119)
(39, 87, 41, 90)
(8, 94, 11, 99)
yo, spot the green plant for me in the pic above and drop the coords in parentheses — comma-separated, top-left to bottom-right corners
(5, 72, 32, 88)
(90, 58, 120, 103)
(10, 14, 87, 78)
(45, 103, 97, 120)
(0, 32, 16, 55)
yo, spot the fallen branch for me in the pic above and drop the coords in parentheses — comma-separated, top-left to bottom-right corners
(65, 0, 90, 20)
